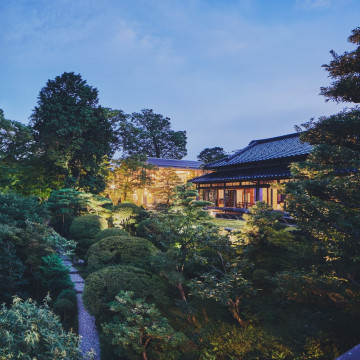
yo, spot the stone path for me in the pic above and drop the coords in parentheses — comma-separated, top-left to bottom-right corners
(60, 255, 101, 360)
(337, 344, 360, 360)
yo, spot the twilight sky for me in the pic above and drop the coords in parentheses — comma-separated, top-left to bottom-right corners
(0, 0, 359, 159)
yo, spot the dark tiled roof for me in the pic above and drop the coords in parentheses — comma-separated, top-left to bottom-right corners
(191, 165, 291, 183)
(147, 157, 202, 170)
(205, 132, 312, 169)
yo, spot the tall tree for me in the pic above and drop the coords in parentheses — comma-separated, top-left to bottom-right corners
(118, 109, 187, 159)
(286, 109, 360, 287)
(197, 147, 227, 164)
(320, 27, 360, 103)
(30, 72, 116, 193)
(285, 27, 360, 312)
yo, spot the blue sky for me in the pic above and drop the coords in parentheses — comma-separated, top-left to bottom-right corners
(0, 0, 359, 159)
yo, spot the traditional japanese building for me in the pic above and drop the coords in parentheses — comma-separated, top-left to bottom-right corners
(136, 157, 204, 207)
(190, 132, 312, 211)
(147, 157, 204, 183)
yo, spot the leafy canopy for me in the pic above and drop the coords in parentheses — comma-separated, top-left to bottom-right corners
(102, 291, 185, 360)
(118, 108, 187, 159)
(320, 27, 360, 103)
(30, 72, 116, 193)
(197, 146, 227, 164)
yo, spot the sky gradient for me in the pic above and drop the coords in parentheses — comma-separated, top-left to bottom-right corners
(0, 0, 359, 159)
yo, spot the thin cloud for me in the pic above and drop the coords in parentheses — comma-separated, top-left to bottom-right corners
(295, 0, 351, 10)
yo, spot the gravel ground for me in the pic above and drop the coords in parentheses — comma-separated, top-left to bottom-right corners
(77, 292, 101, 360)
(60, 255, 101, 360)
(337, 344, 360, 360)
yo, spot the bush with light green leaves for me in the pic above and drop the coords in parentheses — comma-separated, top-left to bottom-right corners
(0, 296, 82, 360)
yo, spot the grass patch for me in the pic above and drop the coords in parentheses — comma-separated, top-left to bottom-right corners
(209, 218, 245, 230)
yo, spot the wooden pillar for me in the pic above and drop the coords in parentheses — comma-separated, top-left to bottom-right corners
(255, 184, 260, 202)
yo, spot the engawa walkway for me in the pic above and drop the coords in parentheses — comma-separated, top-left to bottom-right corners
(61, 255, 101, 360)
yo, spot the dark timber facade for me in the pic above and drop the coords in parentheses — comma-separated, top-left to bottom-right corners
(190, 133, 312, 212)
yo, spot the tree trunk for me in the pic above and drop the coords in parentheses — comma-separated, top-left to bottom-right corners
(142, 337, 151, 360)
(142, 349, 148, 360)
(177, 282, 187, 301)
(228, 298, 246, 326)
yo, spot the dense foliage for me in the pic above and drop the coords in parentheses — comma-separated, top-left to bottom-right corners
(0, 296, 82, 360)
(0, 192, 80, 358)
(83, 265, 168, 320)
(86, 235, 158, 272)
(320, 27, 360, 103)
(102, 291, 185, 360)
(69, 214, 107, 257)
(95, 227, 128, 241)
(197, 146, 227, 164)
(111, 202, 142, 229)
(0, 191, 49, 227)
(48, 188, 112, 235)
(117, 108, 187, 159)
(30, 72, 116, 192)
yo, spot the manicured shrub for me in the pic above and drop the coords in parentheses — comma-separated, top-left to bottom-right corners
(86, 235, 158, 272)
(53, 298, 76, 325)
(57, 288, 77, 304)
(69, 214, 107, 257)
(111, 202, 141, 228)
(83, 265, 168, 319)
(69, 214, 108, 240)
(54, 288, 77, 330)
(95, 227, 128, 241)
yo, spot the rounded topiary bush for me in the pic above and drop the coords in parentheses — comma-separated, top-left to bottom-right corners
(83, 265, 168, 319)
(69, 214, 108, 258)
(112, 202, 141, 227)
(69, 214, 107, 240)
(86, 235, 158, 272)
(95, 227, 128, 241)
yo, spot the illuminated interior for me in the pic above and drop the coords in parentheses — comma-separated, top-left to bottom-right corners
(198, 179, 288, 210)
